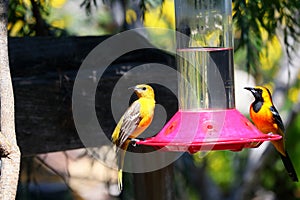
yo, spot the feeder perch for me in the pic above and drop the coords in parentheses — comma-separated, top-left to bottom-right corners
(137, 0, 281, 153)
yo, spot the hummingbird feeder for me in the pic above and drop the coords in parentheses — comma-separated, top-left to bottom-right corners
(137, 0, 281, 153)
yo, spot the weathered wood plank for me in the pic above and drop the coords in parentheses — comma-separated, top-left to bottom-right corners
(9, 35, 177, 156)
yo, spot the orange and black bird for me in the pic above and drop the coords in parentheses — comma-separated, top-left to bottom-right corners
(245, 86, 298, 182)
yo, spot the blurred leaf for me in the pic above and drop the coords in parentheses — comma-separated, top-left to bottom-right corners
(233, 0, 300, 74)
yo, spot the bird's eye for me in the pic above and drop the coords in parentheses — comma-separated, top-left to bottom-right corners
(142, 87, 147, 90)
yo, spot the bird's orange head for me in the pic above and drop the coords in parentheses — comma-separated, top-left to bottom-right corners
(131, 84, 155, 99)
(244, 86, 273, 103)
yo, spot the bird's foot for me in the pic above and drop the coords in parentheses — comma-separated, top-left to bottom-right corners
(131, 138, 140, 143)
(130, 138, 140, 147)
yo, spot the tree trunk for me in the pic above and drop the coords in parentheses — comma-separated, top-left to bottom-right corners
(0, 0, 21, 199)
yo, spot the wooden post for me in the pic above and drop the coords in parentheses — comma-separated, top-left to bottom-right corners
(133, 165, 174, 200)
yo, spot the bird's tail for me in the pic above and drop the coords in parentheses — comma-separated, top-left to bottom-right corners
(118, 169, 123, 191)
(117, 140, 130, 191)
(280, 151, 298, 182)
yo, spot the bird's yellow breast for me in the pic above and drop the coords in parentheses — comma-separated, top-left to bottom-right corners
(129, 98, 155, 138)
(138, 98, 155, 118)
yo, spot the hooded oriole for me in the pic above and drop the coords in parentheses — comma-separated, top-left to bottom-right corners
(111, 84, 156, 190)
(245, 86, 298, 182)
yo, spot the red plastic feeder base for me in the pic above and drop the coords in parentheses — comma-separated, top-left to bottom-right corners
(137, 109, 281, 154)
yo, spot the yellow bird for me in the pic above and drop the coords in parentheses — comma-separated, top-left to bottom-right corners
(111, 84, 156, 190)
(245, 86, 298, 182)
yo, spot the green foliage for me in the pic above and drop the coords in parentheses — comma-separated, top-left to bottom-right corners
(80, 0, 98, 15)
(8, 1, 36, 36)
(200, 151, 234, 190)
(8, 0, 66, 36)
(139, 0, 163, 18)
(80, 0, 164, 17)
(233, 0, 300, 74)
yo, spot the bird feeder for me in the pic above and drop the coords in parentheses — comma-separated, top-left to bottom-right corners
(137, 0, 281, 153)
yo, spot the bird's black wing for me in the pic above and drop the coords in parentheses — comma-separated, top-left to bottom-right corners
(270, 105, 285, 133)
(117, 101, 141, 149)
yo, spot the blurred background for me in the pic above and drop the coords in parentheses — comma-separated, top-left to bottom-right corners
(8, 0, 300, 199)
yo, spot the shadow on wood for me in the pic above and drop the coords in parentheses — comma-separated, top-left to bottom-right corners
(9, 35, 177, 155)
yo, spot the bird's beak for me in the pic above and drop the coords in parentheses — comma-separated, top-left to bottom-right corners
(128, 86, 136, 90)
(244, 87, 256, 94)
(128, 85, 139, 92)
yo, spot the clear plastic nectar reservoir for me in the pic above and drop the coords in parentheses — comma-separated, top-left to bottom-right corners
(175, 0, 234, 110)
